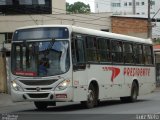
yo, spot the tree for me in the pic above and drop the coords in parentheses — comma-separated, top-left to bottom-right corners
(66, 2, 91, 14)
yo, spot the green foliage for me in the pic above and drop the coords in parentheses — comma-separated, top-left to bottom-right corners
(66, 2, 91, 14)
(153, 38, 160, 45)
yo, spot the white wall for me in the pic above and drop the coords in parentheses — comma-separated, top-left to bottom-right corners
(94, 0, 160, 18)
(94, 0, 111, 13)
(152, 22, 160, 39)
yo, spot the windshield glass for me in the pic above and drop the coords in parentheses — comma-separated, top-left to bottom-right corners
(11, 40, 70, 77)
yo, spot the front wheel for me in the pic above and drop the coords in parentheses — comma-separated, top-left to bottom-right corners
(81, 84, 97, 109)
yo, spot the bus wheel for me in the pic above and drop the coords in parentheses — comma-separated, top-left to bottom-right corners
(130, 82, 138, 102)
(82, 84, 97, 108)
(120, 82, 138, 102)
(34, 101, 48, 110)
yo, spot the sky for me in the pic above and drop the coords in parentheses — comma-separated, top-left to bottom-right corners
(66, 0, 95, 12)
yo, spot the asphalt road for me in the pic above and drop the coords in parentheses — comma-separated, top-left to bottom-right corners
(0, 90, 160, 120)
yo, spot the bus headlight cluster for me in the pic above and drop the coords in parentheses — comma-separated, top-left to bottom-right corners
(11, 81, 23, 91)
(55, 80, 70, 91)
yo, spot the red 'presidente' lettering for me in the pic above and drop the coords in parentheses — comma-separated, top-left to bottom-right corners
(124, 67, 150, 77)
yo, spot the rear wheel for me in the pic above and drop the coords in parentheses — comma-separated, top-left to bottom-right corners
(130, 82, 138, 102)
(34, 102, 48, 110)
(81, 84, 97, 108)
(120, 82, 138, 102)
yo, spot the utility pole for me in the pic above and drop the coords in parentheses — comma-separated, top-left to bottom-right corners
(148, 0, 152, 38)
(132, 0, 136, 14)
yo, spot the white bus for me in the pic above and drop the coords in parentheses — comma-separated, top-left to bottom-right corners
(11, 25, 156, 109)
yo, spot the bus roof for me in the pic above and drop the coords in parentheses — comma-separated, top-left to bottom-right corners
(16, 25, 152, 44)
(71, 26, 152, 44)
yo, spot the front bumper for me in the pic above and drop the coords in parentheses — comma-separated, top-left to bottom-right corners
(11, 87, 73, 102)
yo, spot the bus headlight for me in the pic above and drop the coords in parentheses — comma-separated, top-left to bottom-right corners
(55, 80, 70, 91)
(11, 81, 23, 91)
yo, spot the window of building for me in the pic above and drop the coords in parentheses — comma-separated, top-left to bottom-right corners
(6, 33, 13, 43)
(151, 12, 155, 14)
(6, 0, 12, 5)
(0, 0, 51, 14)
(0, 34, 5, 43)
(19, 0, 32, 5)
(32, 0, 38, 5)
(129, 2, 132, 6)
(136, 2, 139, 6)
(13, 0, 19, 5)
(0, 0, 6, 5)
(38, 0, 45, 5)
(117, 3, 121, 7)
(0, 32, 13, 43)
(124, 2, 127, 6)
(141, 2, 145, 5)
(151, 1, 155, 6)
(96, 3, 98, 8)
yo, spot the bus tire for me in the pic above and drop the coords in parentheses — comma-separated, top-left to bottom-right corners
(120, 82, 138, 102)
(82, 84, 97, 109)
(130, 81, 138, 102)
(34, 101, 48, 110)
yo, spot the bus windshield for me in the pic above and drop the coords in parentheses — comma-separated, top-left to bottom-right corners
(11, 40, 70, 77)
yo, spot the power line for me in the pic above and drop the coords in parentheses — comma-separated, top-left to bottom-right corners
(152, 8, 160, 19)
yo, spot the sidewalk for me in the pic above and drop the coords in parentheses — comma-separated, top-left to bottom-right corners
(0, 93, 31, 108)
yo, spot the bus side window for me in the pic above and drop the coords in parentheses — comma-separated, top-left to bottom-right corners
(72, 33, 86, 70)
(97, 38, 111, 62)
(86, 36, 98, 62)
(143, 45, 153, 65)
(124, 42, 133, 64)
(111, 41, 123, 63)
(133, 44, 143, 64)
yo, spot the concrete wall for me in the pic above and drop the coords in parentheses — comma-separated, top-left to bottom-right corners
(52, 0, 66, 14)
(111, 16, 148, 38)
(0, 13, 111, 33)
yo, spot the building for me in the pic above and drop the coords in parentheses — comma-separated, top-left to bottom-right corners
(0, 0, 66, 15)
(95, 0, 160, 39)
(111, 15, 148, 38)
(95, 0, 160, 18)
(94, 0, 111, 13)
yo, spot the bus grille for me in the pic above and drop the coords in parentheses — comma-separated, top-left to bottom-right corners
(26, 88, 52, 91)
(19, 80, 57, 86)
(28, 93, 49, 98)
